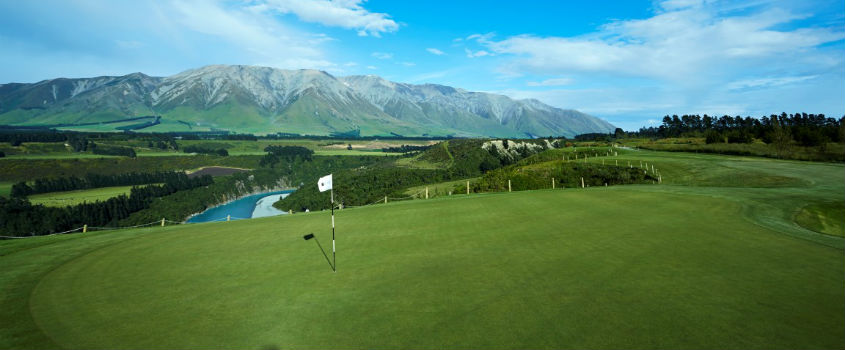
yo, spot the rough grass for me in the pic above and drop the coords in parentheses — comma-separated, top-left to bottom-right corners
(0, 149, 843, 349)
(27, 186, 138, 207)
(403, 177, 480, 198)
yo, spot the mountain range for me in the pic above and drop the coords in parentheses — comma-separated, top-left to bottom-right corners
(0, 65, 615, 137)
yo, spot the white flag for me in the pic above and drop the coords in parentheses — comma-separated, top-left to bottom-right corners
(318, 174, 333, 192)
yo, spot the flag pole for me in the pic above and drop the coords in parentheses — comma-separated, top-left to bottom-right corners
(331, 188, 336, 272)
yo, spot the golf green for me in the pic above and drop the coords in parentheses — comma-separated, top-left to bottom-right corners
(2, 150, 843, 349)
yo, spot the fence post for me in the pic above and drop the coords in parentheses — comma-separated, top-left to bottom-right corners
(83, 224, 87, 233)
(508, 180, 512, 192)
(425, 187, 429, 199)
(289, 209, 292, 214)
(552, 178, 555, 189)
(384, 196, 388, 204)
(227, 215, 230, 222)
(161, 218, 165, 227)
(581, 177, 585, 188)
(466, 181, 470, 195)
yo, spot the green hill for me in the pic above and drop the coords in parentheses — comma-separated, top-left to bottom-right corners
(1, 150, 843, 349)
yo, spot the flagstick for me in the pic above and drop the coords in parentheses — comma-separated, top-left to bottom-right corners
(331, 188, 336, 272)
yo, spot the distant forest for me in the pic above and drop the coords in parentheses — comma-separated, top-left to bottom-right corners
(628, 113, 843, 146)
(1, 173, 213, 237)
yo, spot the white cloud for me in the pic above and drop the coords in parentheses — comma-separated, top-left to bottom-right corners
(465, 48, 491, 58)
(366, 65, 377, 70)
(726, 75, 818, 90)
(400, 61, 416, 66)
(477, 2, 844, 84)
(426, 48, 445, 55)
(260, 0, 398, 37)
(466, 33, 495, 43)
(171, 0, 326, 66)
(371, 52, 393, 60)
(526, 77, 573, 86)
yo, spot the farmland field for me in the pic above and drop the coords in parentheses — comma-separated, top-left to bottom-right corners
(0, 139, 425, 159)
(27, 186, 139, 207)
(0, 149, 842, 349)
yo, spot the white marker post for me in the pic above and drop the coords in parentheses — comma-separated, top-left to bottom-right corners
(317, 174, 335, 272)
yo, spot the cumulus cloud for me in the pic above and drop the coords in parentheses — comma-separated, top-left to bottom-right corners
(476, 1, 844, 84)
(170, 0, 330, 69)
(426, 48, 445, 55)
(260, 0, 398, 37)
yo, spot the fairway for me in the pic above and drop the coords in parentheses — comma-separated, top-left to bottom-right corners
(2, 149, 844, 349)
(27, 186, 139, 207)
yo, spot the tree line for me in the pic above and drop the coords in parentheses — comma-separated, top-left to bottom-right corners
(259, 145, 314, 167)
(10, 171, 193, 197)
(1, 173, 213, 237)
(92, 144, 137, 158)
(182, 145, 229, 156)
(381, 145, 431, 153)
(630, 113, 844, 147)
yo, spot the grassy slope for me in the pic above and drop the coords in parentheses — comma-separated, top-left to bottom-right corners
(0, 182, 11, 197)
(1, 150, 843, 349)
(27, 186, 137, 207)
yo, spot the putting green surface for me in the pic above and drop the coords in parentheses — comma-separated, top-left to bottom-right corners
(1, 151, 843, 349)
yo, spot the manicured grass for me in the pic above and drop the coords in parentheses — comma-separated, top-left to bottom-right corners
(27, 186, 138, 207)
(1, 150, 842, 349)
(795, 202, 845, 237)
(0, 182, 12, 197)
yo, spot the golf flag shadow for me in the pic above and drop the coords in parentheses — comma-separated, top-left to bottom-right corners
(303, 233, 335, 272)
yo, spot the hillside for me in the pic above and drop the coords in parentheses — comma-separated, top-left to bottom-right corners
(2, 147, 844, 348)
(0, 65, 615, 137)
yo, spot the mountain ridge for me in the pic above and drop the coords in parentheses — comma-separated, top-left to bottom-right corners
(0, 65, 615, 137)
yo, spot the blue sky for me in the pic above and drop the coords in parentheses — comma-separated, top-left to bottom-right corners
(1, 0, 842, 130)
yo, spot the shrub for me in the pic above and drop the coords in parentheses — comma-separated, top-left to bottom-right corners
(705, 130, 723, 144)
